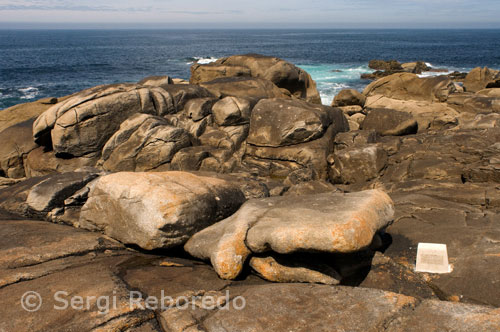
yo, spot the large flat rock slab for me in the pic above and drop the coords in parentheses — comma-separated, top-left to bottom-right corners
(185, 189, 395, 280)
(385, 188, 500, 307)
(80, 171, 246, 250)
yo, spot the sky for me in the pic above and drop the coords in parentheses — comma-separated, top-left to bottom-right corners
(0, 0, 499, 29)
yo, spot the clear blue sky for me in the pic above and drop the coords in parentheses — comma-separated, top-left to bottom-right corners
(1, 0, 499, 29)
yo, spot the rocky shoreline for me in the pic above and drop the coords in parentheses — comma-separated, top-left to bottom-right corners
(0, 54, 499, 331)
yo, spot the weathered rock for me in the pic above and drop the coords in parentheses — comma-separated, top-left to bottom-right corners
(350, 112, 366, 125)
(80, 172, 246, 250)
(191, 54, 321, 103)
(200, 77, 290, 101)
(212, 96, 252, 126)
(185, 190, 394, 279)
(0, 175, 50, 217)
(138, 75, 173, 86)
(243, 98, 348, 178)
(184, 97, 214, 121)
(338, 105, 364, 116)
(363, 73, 456, 103)
(362, 108, 419, 136)
(26, 171, 99, 215)
(476, 88, 500, 97)
(385, 186, 500, 307)
(165, 284, 418, 332)
(332, 89, 366, 107)
(330, 146, 388, 184)
(159, 84, 214, 110)
(247, 98, 336, 147)
(249, 255, 342, 285)
(284, 180, 339, 196)
(348, 119, 360, 131)
(365, 95, 459, 132)
(459, 113, 500, 129)
(283, 167, 319, 186)
(401, 61, 431, 74)
(0, 119, 38, 178)
(334, 130, 380, 151)
(387, 299, 500, 332)
(463, 66, 500, 93)
(245, 123, 346, 179)
(33, 84, 176, 157)
(369, 59, 403, 71)
(0, 96, 70, 133)
(354, 252, 438, 299)
(0, 177, 23, 190)
(170, 146, 214, 171)
(98, 114, 191, 172)
(24, 147, 99, 178)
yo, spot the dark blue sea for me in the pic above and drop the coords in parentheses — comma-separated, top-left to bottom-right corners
(1, 29, 500, 109)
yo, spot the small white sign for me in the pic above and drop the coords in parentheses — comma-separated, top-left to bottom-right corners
(415, 243, 451, 274)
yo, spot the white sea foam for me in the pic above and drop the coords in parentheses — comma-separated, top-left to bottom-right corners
(186, 56, 219, 65)
(425, 62, 433, 68)
(19, 87, 39, 100)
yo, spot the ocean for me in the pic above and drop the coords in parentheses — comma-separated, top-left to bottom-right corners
(1, 29, 500, 109)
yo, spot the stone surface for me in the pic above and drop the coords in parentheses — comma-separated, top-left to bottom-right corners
(200, 76, 290, 101)
(184, 97, 214, 121)
(138, 75, 173, 86)
(332, 89, 366, 107)
(362, 108, 419, 136)
(364, 95, 459, 132)
(363, 73, 456, 102)
(386, 299, 500, 332)
(0, 119, 38, 178)
(463, 66, 500, 93)
(26, 171, 99, 214)
(185, 189, 394, 280)
(0, 175, 51, 217)
(247, 98, 335, 147)
(249, 255, 342, 284)
(330, 146, 388, 184)
(244, 98, 348, 178)
(369, 59, 403, 71)
(80, 171, 246, 250)
(98, 114, 191, 172)
(33, 84, 176, 157)
(166, 284, 417, 332)
(212, 96, 252, 126)
(191, 54, 321, 103)
(24, 146, 99, 178)
(0, 96, 69, 133)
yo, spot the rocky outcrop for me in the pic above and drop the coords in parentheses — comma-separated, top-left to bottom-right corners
(363, 73, 456, 103)
(26, 171, 99, 215)
(369, 59, 403, 71)
(185, 189, 394, 281)
(200, 76, 290, 101)
(137, 75, 173, 86)
(33, 84, 176, 158)
(191, 54, 321, 103)
(331, 89, 366, 107)
(0, 96, 67, 133)
(80, 172, 246, 249)
(362, 108, 419, 136)
(401, 61, 431, 74)
(364, 96, 459, 132)
(2, 55, 500, 330)
(244, 98, 348, 178)
(2, 216, 497, 332)
(98, 114, 191, 172)
(0, 119, 38, 178)
(463, 67, 500, 92)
